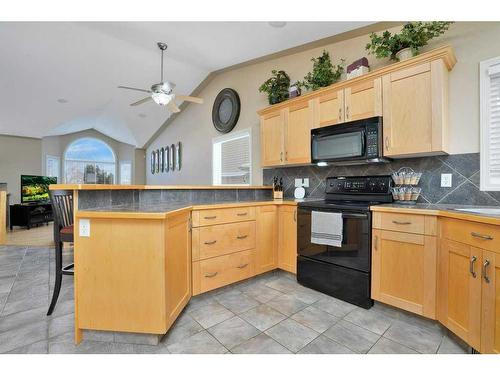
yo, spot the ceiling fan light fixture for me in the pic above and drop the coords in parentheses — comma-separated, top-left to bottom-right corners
(151, 92, 170, 106)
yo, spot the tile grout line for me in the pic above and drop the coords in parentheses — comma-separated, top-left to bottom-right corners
(0, 246, 28, 317)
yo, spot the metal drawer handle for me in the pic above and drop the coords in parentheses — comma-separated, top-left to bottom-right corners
(471, 232, 493, 240)
(374, 235, 378, 251)
(385, 136, 389, 151)
(470, 256, 477, 278)
(236, 235, 248, 240)
(482, 260, 491, 283)
(237, 212, 248, 216)
(237, 263, 248, 269)
(204, 240, 217, 245)
(346, 105, 349, 119)
(338, 108, 342, 122)
(204, 215, 217, 220)
(204, 272, 218, 278)
(392, 220, 411, 225)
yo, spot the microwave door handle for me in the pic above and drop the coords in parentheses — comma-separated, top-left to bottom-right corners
(361, 130, 366, 157)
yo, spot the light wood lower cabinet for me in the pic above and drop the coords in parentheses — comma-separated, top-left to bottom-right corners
(437, 238, 482, 349)
(481, 251, 500, 353)
(192, 249, 255, 295)
(255, 205, 278, 274)
(371, 229, 437, 319)
(278, 205, 297, 274)
(75, 211, 191, 336)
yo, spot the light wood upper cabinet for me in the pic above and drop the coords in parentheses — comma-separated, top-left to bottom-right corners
(284, 101, 312, 164)
(260, 110, 284, 167)
(344, 78, 382, 122)
(255, 205, 278, 274)
(480, 250, 500, 354)
(278, 205, 297, 274)
(371, 229, 437, 319)
(382, 60, 448, 157)
(312, 90, 344, 128)
(258, 46, 456, 166)
(437, 238, 482, 350)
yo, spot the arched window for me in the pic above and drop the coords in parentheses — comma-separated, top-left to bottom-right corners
(64, 138, 116, 184)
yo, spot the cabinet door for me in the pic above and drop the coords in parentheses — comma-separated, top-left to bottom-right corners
(344, 78, 382, 122)
(260, 110, 284, 167)
(284, 101, 312, 165)
(313, 90, 344, 128)
(278, 206, 297, 274)
(255, 205, 278, 274)
(481, 250, 500, 353)
(437, 239, 482, 350)
(371, 229, 437, 318)
(382, 60, 448, 157)
(165, 212, 192, 329)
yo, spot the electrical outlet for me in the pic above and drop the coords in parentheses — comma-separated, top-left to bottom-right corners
(441, 173, 452, 188)
(79, 219, 90, 237)
(303, 178, 309, 188)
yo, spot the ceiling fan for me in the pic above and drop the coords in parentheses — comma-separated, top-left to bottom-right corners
(118, 42, 203, 113)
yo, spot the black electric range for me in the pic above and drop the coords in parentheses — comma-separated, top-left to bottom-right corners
(297, 175, 393, 309)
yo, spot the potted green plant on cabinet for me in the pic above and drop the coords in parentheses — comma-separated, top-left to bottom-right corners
(259, 70, 291, 105)
(296, 50, 345, 91)
(366, 22, 453, 61)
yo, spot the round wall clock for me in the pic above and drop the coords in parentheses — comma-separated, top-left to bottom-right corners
(212, 88, 240, 133)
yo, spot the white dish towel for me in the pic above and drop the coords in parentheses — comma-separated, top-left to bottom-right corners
(311, 211, 343, 247)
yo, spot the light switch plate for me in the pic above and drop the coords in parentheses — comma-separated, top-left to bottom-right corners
(295, 178, 302, 188)
(79, 219, 90, 237)
(441, 173, 452, 188)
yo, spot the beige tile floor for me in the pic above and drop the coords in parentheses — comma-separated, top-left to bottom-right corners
(0, 244, 470, 354)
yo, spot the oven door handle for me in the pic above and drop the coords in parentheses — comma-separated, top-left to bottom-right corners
(341, 213, 368, 219)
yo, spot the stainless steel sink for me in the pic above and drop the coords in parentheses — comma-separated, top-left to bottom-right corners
(454, 208, 500, 215)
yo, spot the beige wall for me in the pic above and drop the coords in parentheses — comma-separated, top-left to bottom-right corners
(0, 135, 42, 204)
(147, 22, 500, 185)
(42, 129, 146, 184)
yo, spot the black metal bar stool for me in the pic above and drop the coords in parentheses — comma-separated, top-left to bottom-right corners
(47, 190, 74, 316)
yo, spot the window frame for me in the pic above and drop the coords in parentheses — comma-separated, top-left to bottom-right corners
(63, 137, 117, 184)
(480, 56, 500, 191)
(45, 155, 61, 182)
(119, 160, 133, 185)
(212, 128, 252, 186)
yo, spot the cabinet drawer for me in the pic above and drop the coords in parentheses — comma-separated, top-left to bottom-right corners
(440, 218, 500, 253)
(192, 250, 255, 295)
(373, 212, 436, 235)
(192, 206, 256, 227)
(192, 221, 256, 261)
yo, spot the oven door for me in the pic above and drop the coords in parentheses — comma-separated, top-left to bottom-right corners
(297, 207, 371, 272)
(311, 127, 366, 163)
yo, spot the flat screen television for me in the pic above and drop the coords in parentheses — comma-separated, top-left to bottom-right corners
(21, 175, 57, 204)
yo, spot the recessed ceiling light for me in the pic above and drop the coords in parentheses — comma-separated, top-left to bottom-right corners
(57, 98, 68, 104)
(138, 113, 147, 118)
(268, 22, 287, 28)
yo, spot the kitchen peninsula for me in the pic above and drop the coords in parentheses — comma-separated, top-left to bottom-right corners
(51, 184, 299, 344)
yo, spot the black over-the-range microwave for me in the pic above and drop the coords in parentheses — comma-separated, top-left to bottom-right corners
(311, 116, 390, 166)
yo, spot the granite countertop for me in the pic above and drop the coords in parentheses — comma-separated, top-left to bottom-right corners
(78, 198, 312, 214)
(373, 202, 500, 222)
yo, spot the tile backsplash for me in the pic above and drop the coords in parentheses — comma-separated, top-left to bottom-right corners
(263, 153, 500, 206)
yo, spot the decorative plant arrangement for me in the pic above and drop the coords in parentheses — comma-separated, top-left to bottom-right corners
(365, 22, 453, 61)
(259, 70, 291, 105)
(296, 50, 345, 91)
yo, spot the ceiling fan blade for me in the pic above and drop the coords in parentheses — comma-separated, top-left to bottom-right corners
(118, 86, 151, 94)
(167, 101, 181, 113)
(130, 96, 153, 106)
(176, 95, 204, 104)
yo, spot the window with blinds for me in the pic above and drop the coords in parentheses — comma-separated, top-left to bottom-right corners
(213, 129, 251, 185)
(480, 56, 500, 191)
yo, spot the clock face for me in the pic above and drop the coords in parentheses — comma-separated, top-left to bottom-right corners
(212, 88, 240, 133)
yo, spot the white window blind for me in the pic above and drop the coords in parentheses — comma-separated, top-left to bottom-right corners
(46, 155, 60, 182)
(213, 129, 251, 185)
(480, 57, 500, 190)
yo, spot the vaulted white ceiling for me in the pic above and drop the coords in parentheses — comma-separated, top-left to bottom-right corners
(0, 22, 372, 147)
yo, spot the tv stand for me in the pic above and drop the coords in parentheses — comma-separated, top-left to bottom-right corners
(10, 202, 53, 230)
